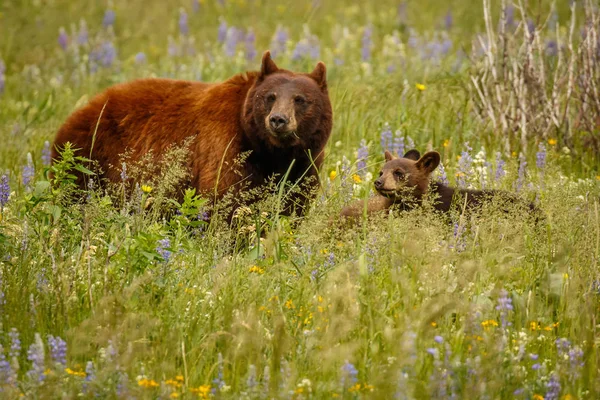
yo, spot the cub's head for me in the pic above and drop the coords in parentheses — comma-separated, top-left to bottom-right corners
(374, 149, 441, 202)
(244, 51, 332, 150)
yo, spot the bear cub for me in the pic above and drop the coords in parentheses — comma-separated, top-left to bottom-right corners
(341, 149, 538, 218)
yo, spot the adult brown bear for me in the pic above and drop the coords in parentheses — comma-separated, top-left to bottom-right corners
(52, 51, 332, 216)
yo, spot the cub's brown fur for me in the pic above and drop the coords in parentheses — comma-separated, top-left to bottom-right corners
(52, 51, 332, 216)
(341, 149, 538, 218)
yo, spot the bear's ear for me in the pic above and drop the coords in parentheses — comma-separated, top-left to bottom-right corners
(309, 62, 327, 88)
(260, 50, 279, 79)
(403, 149, 421, 161)
(416, 151, 441, 174)
(384, 150, 397, 162)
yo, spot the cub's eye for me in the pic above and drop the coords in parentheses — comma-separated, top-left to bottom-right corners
(394, 170, 404, 179)
(378, 171, 383, 177)
(266, 94, 277, 103)
(294, 96, 306, 105)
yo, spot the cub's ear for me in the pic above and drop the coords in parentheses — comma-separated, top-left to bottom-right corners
(260, 50, 279, 79)
(309, 62, 327, 88)
(403, 149, 421, 161)
(384, 150, 397, 162)
(416, 151, 441, 174)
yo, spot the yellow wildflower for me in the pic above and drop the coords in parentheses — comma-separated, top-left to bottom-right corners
(318, 306, 325, 313)
(511, 151, 517, 158)
(481, 320, 499, 329)
(190, 385, 212, 398)
(562, 395, 574, 400)
(165, 379, 182, 387)
(352, 174, 362, 183)
(249, 265, 265, 274)
(138, 378, 160, 388)
(544, 326, 553, 331)
(564, 273, 569, 280)
(175, 375, 184, 382)
(431, 321, 437, 327)
(141, 185, 153, 194)
(533, 395, 544, 400)
(65, 367, 86, 378)
(443, 139, 449, 148)
(363, 383, 375, 391)
(332, 393, 340, 398)
(170, 393, 180, 399)
(317, 295, 323, 303)
(548, 138, 557, 146)
(596, 176, 600, 181)
(329, 170, 337, 181)
(415, 83, 426, 91)
(348, 383, 361, 392)
(530, 321, 541, 331)
(295, 387, 304, 394)
(285, 299, 294, 309)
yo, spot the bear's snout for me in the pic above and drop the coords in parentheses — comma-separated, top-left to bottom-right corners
(269, 113, 290, 132)
(374, 178, 383, 189)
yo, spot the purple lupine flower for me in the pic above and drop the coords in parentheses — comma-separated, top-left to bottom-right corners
(83, 361, 95, 394)
(192, 0, 200, 13)
(545, 373, 560, 400)
(41, 141, 51, 166)
(22, 153, 34, 187)
(245, 29, 257, 61)
(434, 335, 444, 344)
(100, 40, 117, 67)
(444, 10, 453, 30)
(380, 123, 393, 151)
(495, 152, 505, 181)
(526, 19, 535, 35)
(0, 59, 5, 94)
(532, 363, 541, 370)
(530, 353, 539, 360)
(156, 238, 172, 263)
(168, 36, 179, 57)
(134, 52, 146, 64)
(212, 353, 226, 391)
(406, 136, 415, 150)
(26, 333, 45, 383)
(324, 252, 335, 269)
(546, 40, 558, 56)
(0, 275, 5, 307)
(356, 139, 368, 177)
(394, 131, 405, 156)
(452, 222, 466, 252)
(103, 9, 116, 28)
(8, 329, 20, 358)
(116, 371, 129, 397)
(0, 174, 9, 209)
(516, 154, 527, 192)
(506, 5, 515, 27)
(437, 162, 449, 185)
(271, 26, 288, 58)
(457, 143, 473, 187)
(77, 19, 88, 45)
(536, 143, 547, 170)
(47, 335, 67, 367)
(217, 18, 228, 43)
(224, 27, 240, 58)
(120, 163, 128, 182)
(426, 348, 439, 357)
(179, 8, 189, 36)
(58, 27, 69, 50)
(0, 345, 12, 384)
(246, 364, 257, 389)
(340, 360, 358, 388)
(495, 289, 513, 328)
(361, 26, 372, 61)
(556, 338, 584, 381)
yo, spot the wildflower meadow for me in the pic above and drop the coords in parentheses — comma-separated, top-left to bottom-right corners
(1, 0, 600, 398)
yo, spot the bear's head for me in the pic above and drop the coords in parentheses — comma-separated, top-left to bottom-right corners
(243, 51, 332, 152)
(374, 149, 441, 202)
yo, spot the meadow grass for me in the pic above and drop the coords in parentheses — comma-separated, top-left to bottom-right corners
(1, 0, 600, 398)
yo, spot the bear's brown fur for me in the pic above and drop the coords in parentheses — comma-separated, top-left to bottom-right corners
(341, 149, 538, 218)
(52, 51, 332, 216)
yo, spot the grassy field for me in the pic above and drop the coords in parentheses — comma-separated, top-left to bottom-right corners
(1, 0, 600, 398)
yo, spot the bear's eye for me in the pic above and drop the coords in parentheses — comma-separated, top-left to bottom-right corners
(294, 96, 306, 105)
(394, 170, 404, 179)
(266, 94, 277, 103)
